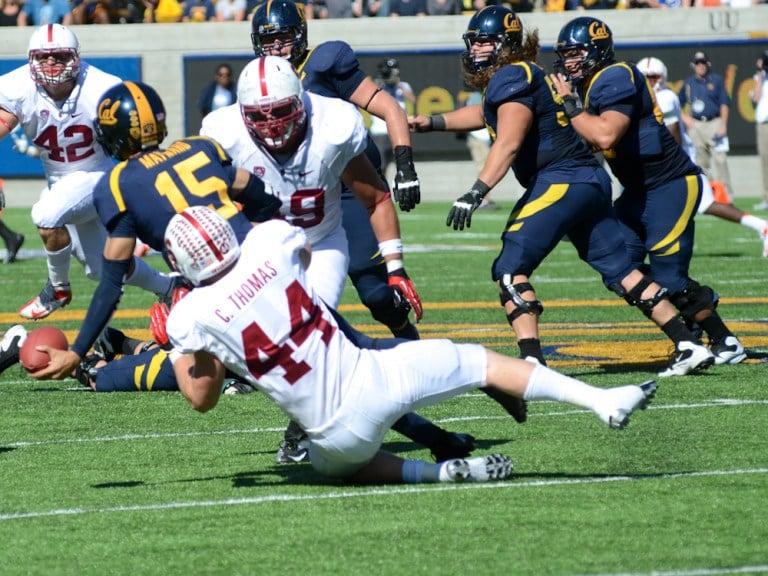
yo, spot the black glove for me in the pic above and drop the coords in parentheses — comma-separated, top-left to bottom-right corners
(393, 146, 420, 212)
(446, 188, 484, 231)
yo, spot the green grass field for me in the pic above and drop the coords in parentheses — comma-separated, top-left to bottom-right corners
(1, 201, 767, 576)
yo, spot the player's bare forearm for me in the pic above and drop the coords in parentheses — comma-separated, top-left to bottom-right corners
(174, 350, 224, 412)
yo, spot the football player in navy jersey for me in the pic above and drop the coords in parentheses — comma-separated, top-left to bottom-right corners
(250, 0, 421, 343)
(550, 16, 746, 367)
(29, 81, 282, 381)
(410, 6, 715, 379)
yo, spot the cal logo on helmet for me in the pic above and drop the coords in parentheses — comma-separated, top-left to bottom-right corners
(589, 21, 610, 41)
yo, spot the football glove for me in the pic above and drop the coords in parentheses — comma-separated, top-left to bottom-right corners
(446, 188, 484, 231)
(150, 301, 172, 350)
(393, 146, 421, 212)
(387, 267, 423, 322)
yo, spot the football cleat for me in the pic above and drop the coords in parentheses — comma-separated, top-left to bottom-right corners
(275, 438, 310, 464)
(710, 336, 747, 365)
(4, 232, 24, 264)
(19, 280, 72, 320)
(0, 324, 27, 376)
(222, 377, 256, 395)
(657, 341, 714, 377)
(430, 432, 476, 462)
(595, 380, 657, 430)
(443, 454, 513, 483)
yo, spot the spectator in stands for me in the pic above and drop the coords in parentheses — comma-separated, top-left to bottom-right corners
(543, 0, 583, 10)
(216, 0, 247, 20)
(389, 0, 427, 15)
(751, 50, 768, 211)
(0, 0, 23, 26)
(18, 0, 73, 25)
(428, 0, 462, 14)
(142, 0, 183, 22)
(72, 0, 114, 23)
(314, 0, 355, 17)
(353, 0, 384, 15)
(183, 0, 217, 21)
(197, 64, 237, 118)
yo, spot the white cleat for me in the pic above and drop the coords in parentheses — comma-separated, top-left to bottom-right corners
(444, 454, 513, 482)
(595, 381, 657, 430)
(658, 341, 714, 377)
(710, 336, 747, 365)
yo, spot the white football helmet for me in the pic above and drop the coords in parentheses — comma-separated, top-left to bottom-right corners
(28, 24, 81, 88)
(636, 57, 667, 91)
(238, 56, 307, 154)
(164, 206, 241, 287)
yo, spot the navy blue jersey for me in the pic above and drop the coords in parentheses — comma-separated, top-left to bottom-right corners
(678, 72, 730, 121)
(297, 40, 384, 195)
(484, 61, 599, 188)
(582, 63, 700, 192)
(93, 136, 254, 251)
(297, 41, 367, 100)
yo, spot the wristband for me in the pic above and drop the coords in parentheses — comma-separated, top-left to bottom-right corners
(378, 238, 403, 257)
(385, 258, 404, 274)
(562, 95, 583, 119)
(429, 114, 446, 131)
(471, 179, 491, 198)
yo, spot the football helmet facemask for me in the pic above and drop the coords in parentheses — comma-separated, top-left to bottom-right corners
(238, 56, 307, 155)
(165, 206, 241, 287)
(251, 0, 308, 63)
(95, 81, 168, 161)
(461, 6, 523, 75)
(554, 17, 615, 86)
(28, 24, 80, 89)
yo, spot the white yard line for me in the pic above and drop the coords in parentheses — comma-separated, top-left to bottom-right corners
(1, 467, 766, 522)
(4, 398, 768, 448)
(576, 565, 768, 576)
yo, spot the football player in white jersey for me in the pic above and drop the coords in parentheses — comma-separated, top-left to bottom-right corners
(160, 205, 656, 484)
(0, 24, 174, 319)
(201, 56, 421, 316)
(638, 56, 768, 257)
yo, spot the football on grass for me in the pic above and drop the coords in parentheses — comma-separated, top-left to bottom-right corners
(19, 326, 68, 374)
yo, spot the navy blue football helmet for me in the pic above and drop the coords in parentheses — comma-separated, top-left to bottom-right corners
(461, 6, 523, 74)
(554, 17, 614, 86)
(251, 0, 308, 64)
(95, 81, 167, 161)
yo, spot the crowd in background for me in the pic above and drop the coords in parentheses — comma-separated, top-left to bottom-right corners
(0, 0, 764, 26)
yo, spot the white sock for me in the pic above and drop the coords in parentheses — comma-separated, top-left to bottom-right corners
(46, 243, 72, 286)
(125, 257, 172, 295)
(740, 213, 767, 235)
(522, 363, 602, 410)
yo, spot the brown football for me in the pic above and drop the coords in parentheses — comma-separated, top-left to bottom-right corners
(19, 326, 68, 374)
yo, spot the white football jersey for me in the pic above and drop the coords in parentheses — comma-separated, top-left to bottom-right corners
(200, 92, 368, 245)
(655, 85, 696, 162)
(167, 220, 361, 430)
(0, 61, 121, 183)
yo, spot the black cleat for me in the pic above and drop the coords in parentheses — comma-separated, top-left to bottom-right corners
(4, 233, 24, 264)
(482, 387, 528, 423)
(0, 325, 27, 376)
(430, 432, 476, 462)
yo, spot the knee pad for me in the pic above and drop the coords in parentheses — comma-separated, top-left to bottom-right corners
(499, 275, 543, 324)
(669, 280, 717, 319)
(611, 275, 669, 318)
